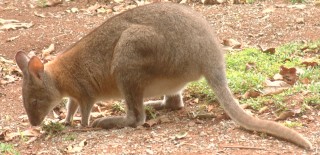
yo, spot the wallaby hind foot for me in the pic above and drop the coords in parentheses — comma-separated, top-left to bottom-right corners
(145, 93, 184, 110)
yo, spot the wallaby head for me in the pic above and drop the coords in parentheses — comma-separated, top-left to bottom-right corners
(15, 51, 61, 126)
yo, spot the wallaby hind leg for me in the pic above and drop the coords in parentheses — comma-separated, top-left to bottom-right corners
(92, 26, 152, 129)
(145, 93, 184, 110)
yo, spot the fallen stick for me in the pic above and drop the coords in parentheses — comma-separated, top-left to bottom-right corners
(221, 145, 265, 150)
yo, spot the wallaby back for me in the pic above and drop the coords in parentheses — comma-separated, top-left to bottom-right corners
(15, 2, 312, 149)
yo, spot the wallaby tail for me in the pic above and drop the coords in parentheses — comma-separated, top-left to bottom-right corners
(204, 71, 312, 149)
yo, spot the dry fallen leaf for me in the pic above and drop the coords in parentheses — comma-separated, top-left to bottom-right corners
(0, 18, 19, 24)
(258, 45, 276, 54)
(204, 0, 227, 4)
(287, 4, 306, 10)
(242, 89, 261, 99)
(193, 98, 199, 104)
(4, 128, 41, 141)
(275, 110, 295, 121)
(34, 11, 46, 18)
(66, 8, 79, 13)
(188, 121, 196, 127)
(135, 0, 150, 6)
(213, 113, 230, 125)
(245, 62, 256, 71)
(279, 66, 298, 85)
(90, 112, 104, 119)
(6, 36, 19, 42)
(36, 0, 63, 7)
(0, 56, 22, 85)
(21, 128, 41, 137)
(207, 105, 214, 112)
(300, 78, 311, 84)
(295, 18, 305, 24)
(264, 79, 291, 87)
(0, 130, 8, 140)
(258, 106, 269, 114)
(114, 0, 124, 3)
(174, 132, 188, 140)
(143, 119, 159, 128)
(262, 7, 275, 14)
(26, 137, 38, 144)
(42, 44, 55, 58)
(263, 48, 276, 54)
(223, 39, 241, 49)
(159, 115, 170, 123)
(301, 61, 318, 68)
(4, 132, 18, 141)
(86, 3, 102, 13)
(27, 51, 37, 58)
(261, 86, 289, 96)
(261, 79, 291, 96)
(1, 22, 33, 30)
(180, 0, 188, 3)
(273, 73, 283, 80)
(65, 139, 87, 153)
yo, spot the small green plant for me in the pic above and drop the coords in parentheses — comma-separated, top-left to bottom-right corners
(63, 133, 76, 141)
(37, 0, 47, 7)
(0, 143, 20, 155)
(246, 0, 255, 4)
(188, 79, 216, 102)
(111, 101, 125, 113)
(17, 129, 29, 142)
(145, 105, 157, 120)
(304, 95, 320, 107)
(42, 121, 65, 135)
(288, 0, 305, 3)
(283, 121, 303, 128)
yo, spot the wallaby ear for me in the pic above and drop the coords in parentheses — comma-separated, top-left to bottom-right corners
(15, 51, 30, 74)
(28, 56, 44, 79)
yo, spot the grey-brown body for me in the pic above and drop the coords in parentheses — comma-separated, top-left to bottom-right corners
(15, 3, 312, 149)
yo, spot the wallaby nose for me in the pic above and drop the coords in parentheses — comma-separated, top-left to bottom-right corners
(28, 115, 45, 126)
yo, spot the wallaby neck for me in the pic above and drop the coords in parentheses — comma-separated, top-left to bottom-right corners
(45, 53, 81, 98)
(45, 46, 121, 101)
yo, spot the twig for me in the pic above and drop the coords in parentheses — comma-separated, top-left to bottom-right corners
(62, 127, 103, 133)
(221, 145, 266, 150)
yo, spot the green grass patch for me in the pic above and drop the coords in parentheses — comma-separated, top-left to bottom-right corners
(145, 105, 157, 120)
(304, 95, 320, 107)
(288, 0, 305, 3)
(111, 101, 126, 113)
(36, 0, 47, 7)
(187, 41, 320, 111)
(0, 143, 20, 155)
(63, 133, 76, 141)
(283, 121, 303, 128)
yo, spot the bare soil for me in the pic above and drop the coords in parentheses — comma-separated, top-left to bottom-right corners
(0, 0, 319, 154)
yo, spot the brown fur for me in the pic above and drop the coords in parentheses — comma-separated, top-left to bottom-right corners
(15, 2, 312, 149)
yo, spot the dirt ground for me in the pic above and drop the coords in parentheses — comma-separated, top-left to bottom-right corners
(0, 0, 320, 154)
